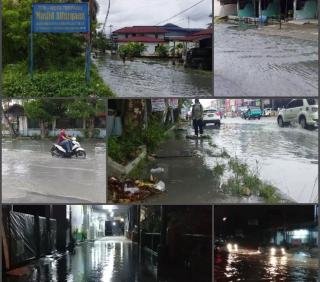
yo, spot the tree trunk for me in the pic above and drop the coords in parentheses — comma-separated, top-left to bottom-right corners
(39, 121, 45, 138)
(88, 117, 94, 138)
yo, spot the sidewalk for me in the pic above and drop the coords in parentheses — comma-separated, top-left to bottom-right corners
(254, 22, 318, 42)
(143, 124, 258, 204)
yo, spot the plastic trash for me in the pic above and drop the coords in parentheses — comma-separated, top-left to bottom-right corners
(124, 184, 140, 194)
(150, 167, 165, 173)
(154, 181, 166, 191)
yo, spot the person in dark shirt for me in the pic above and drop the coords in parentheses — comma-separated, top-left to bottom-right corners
(57, 129, 72, 154)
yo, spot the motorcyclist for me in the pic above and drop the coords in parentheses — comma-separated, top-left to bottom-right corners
(57, 129, 72, 155)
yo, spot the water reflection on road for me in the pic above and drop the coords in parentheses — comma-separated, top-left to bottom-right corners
(95, 55, 212, 97)
(215, 250, 319, 281)
(5, 237, 155, 282)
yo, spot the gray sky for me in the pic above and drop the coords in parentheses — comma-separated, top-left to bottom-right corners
(96, 0, 212, 34)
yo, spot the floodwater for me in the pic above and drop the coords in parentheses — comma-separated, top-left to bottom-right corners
(214, 24, 318, 97)
(95, 55, 212, 97)
(144, 117, 318, 203)
(208, 117, 318, 203)
(2, 139, 106, 203)
(214, 250, 319, 281)
(4, 237, 156, 282)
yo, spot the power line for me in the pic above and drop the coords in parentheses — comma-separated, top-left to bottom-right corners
(102, 0, 111, 33)
(155, 0, 207, 26)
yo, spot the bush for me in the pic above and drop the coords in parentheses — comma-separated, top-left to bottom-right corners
(108, 116, 170, 164)
(155, 45, 169, 57)
(118, 42, 146, 59)
(3, 62, 114, 98)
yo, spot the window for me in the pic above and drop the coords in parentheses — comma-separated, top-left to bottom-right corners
(307, 98, 318, 105)
(296, 99, 303, 107)
(286, 100, 296, 109)
(155, 33, 158, 39)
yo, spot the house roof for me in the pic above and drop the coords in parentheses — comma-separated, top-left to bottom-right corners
(172, 28, 212, 42)
(115, 36, 166, 43)
(113, 26, 166, 34)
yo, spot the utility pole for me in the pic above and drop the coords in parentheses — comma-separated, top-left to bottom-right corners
(109, 24, 113, 39)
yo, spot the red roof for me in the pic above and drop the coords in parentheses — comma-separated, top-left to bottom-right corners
(116, 36, 166, 43)
(113, 26, 166, 34)
(190, 28, 212, 36)
(172, 29, 212, 42)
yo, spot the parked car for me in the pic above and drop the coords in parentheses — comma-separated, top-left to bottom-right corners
(263, 108, 273, 117)
(242, 106, 262, 120)
(185, 47, 212, 70)
(277, 98, 318, 129)
(203, 108, 221, 127)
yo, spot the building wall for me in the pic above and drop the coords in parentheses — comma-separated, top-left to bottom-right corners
(117, 42, 168, 56)
(16, 116, 106, 138)
(214, 0, 237, 17)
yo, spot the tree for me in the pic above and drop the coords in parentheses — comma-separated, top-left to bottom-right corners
(66, 99, 105, 138)
(92, 31, 112, 53)
(170, 43, 184, 57)
(155, 45, 169, 58)
(24, 99, 56, 138)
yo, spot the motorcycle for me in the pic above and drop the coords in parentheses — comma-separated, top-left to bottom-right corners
(51, 137, 86, 158)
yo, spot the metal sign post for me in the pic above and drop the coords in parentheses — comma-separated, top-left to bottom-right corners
(29, 24, 33, 78)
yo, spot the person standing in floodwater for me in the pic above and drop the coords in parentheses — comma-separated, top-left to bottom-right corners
(192, 99, 204, 137)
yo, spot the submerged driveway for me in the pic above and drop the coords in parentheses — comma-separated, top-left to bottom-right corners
(214, 24, 318, 97)
(95, 55, 213, 97)
(2, 139, 106, 203)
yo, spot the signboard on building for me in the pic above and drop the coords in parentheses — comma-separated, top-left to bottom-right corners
(151, 98, 166, 112)
(32, 3, 90, 33)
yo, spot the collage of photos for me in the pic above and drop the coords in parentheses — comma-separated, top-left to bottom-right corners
(1, 0, 319, 281)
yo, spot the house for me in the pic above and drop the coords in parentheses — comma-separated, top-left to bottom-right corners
(112, 26, 168, 56)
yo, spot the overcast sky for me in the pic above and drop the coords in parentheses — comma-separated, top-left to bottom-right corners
(96, 0, 212, 34)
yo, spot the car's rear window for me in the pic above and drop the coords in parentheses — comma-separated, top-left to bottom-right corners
(307, 98, 318, 105)
(204, 110, 217, 113)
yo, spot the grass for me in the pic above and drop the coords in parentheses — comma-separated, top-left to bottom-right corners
(213, 163, 226, 177)
(218, 156, 282, 203)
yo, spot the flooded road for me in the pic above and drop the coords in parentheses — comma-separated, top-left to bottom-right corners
(2, 139, 106, 203)
(209, 117, 318, 203)
(214, 250, 319, 281)
(4, 237, 156, 282)
(144, 117, 317, 203)
(214, 24, 318, 97)
(95, 55, 212, 97)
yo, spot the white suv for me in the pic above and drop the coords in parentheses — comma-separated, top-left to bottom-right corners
(277, 98, 318, 129)
(203, 108, 221, 127)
